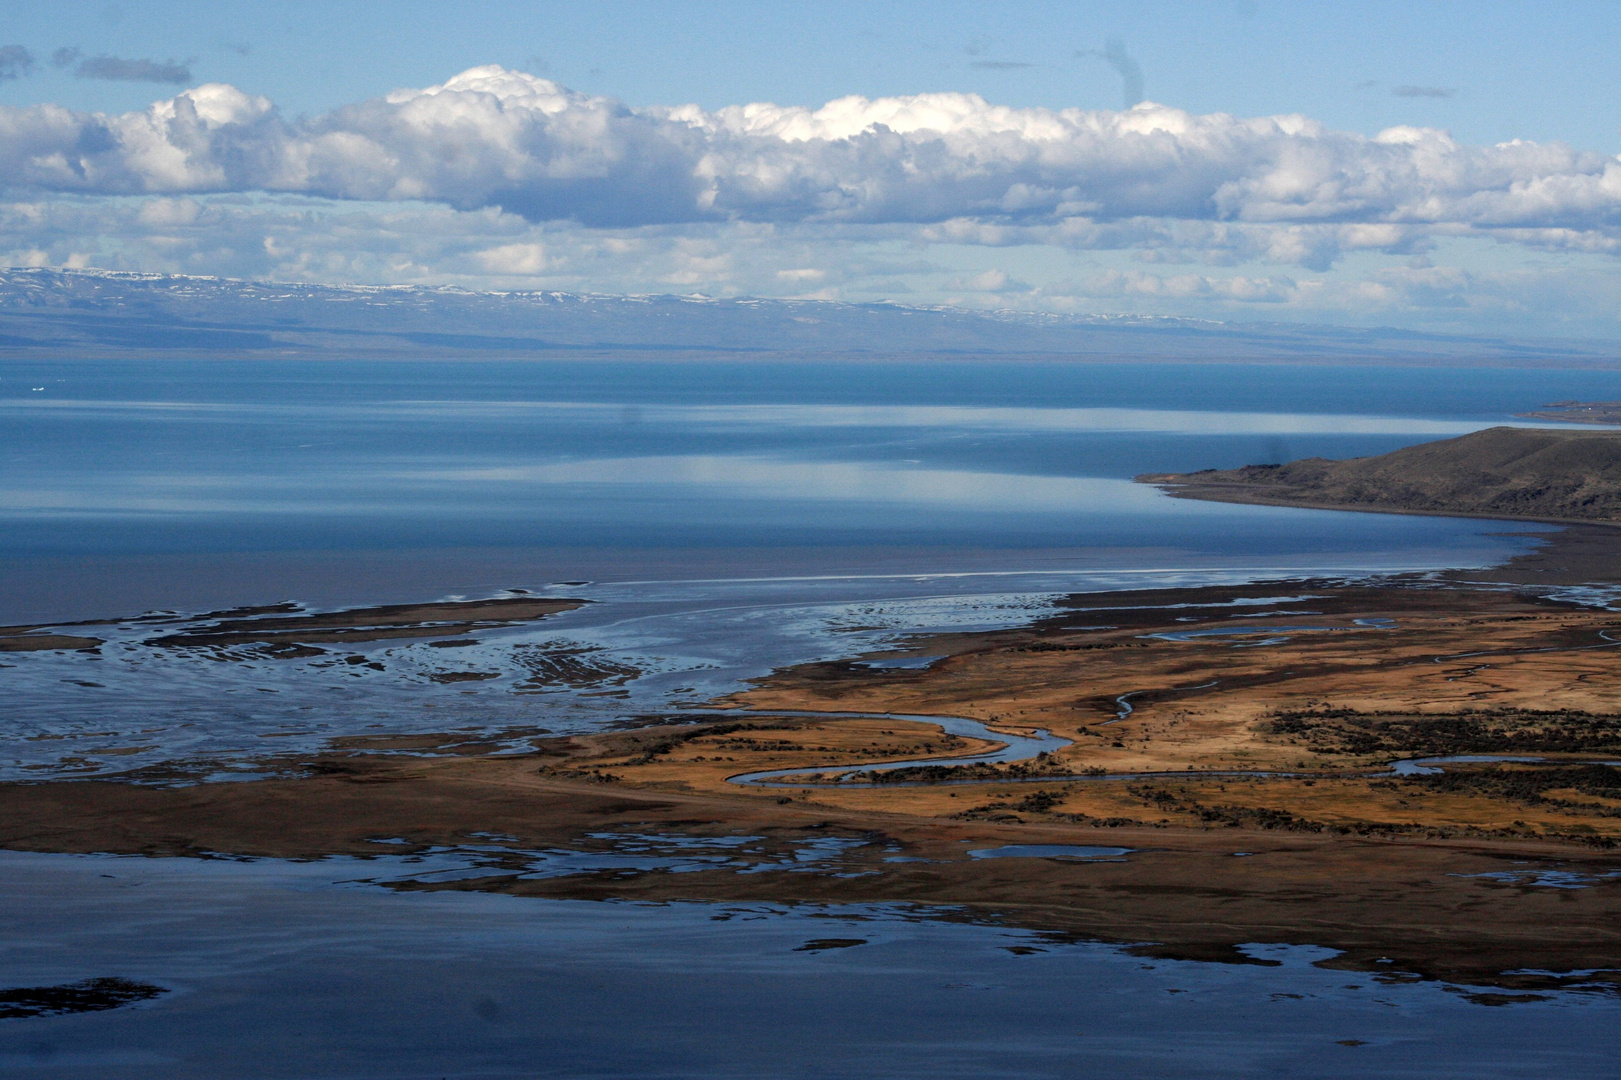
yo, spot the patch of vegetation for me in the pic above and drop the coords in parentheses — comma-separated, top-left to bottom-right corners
(1415, 763, 1621, 816)
(546, 767, 623, 783)
(620, 720, 797, 764)
(864, 751, 1082, 785)
(949, 788, 1148, 825)
(1127, 785, 1328, 832)
(1264, 707, 1621, 756)
(950, 789, 1068, 821)
(1121, 771, 1621, 846)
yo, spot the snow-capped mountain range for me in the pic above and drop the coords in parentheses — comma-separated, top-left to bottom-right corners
(0, 267, 1606, 366)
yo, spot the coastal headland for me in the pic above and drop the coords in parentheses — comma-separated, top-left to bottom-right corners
(1137, 425, 1621, 525)
(5, 518, 1621, 997)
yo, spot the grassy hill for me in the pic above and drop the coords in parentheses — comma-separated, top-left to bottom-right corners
(1137, 426, 1621, 524)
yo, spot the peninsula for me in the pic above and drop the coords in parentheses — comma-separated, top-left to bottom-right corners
(1136, 425, 1621, 525)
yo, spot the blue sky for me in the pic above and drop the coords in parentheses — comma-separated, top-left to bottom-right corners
(4, 1, 1621, 338)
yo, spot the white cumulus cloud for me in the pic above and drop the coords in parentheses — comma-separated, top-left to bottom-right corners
(11, 66, 1621, 337)
(3, 64, 1621, 247)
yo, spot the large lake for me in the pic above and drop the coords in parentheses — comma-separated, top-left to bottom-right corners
(9, 356, 1616, 620)
(0, 358, 1606, 776)
(4, 357, 1620, 1074)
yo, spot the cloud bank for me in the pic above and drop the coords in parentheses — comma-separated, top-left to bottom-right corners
(0, 64, 1618, 246)
(5, 65, 1621, 336)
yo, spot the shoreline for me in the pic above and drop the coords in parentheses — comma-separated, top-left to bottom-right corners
(1135, 426, 1621, 556)
(1442, 522, 1621, 586)
(6, 544, 1621, 991)
(1152, 483, 1621, 530)
(3, 754, 1616, 992)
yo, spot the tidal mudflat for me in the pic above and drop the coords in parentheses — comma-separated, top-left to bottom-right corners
(12, 538, 1621, 993)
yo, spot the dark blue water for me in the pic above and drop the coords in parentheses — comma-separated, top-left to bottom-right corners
(2, 851, 1617, 1079)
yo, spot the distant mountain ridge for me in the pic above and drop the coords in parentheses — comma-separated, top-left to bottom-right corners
(1138, 426, 1621, 525)
(0, 266, 1612, 365)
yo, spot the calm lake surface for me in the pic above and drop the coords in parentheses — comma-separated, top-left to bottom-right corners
(1, 357, 1606, 777)
(4, 850, 1619, 1080)
(0, 357, 1598, 776)
(7, 356, 1615, 620)
(4, 357, 1621, 1073)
